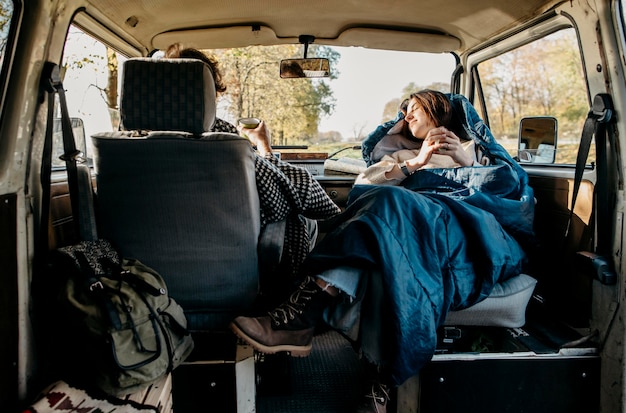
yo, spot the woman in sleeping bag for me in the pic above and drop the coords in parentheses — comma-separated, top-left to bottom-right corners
(231, 90, 535, 413)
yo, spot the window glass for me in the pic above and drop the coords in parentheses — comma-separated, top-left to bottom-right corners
(60, 30, 456, 163)
(57, 25, 126, 168)
(190, 45, 455, 157)
(0, 0, 14, 61)
(619, 0, 626, 86)
(0, 0, 15, 99)
(474, 28, 589, 164)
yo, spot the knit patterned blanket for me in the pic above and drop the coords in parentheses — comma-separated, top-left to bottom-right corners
(24, 381, 158, 413)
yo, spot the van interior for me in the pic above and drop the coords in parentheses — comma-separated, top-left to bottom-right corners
(1, 1, 625, 413)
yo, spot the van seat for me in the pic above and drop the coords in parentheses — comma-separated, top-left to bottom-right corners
(92, 58, 263, 331)
(445, 273, 537, 327)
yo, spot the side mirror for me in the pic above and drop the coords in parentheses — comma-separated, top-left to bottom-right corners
(280, 58, 330, 78)
(518, 116, 558, 164)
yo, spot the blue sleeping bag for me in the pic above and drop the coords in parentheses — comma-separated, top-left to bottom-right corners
(306, 94, 535, 385)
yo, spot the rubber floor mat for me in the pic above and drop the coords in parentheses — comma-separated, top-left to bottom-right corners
(257, 330, 364, 413)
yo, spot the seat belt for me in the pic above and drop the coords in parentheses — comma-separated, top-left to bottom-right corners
(570, 93, 617, 285)
(39, 62, 97, 255)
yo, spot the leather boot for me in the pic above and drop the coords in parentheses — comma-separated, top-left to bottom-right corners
(230, 276, 336, 356)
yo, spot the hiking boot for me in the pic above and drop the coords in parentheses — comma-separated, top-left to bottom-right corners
(230, 276, 335, 357)
(355, 382, 390, 413)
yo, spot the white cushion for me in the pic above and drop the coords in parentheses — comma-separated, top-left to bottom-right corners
(444, 274, 537, 327)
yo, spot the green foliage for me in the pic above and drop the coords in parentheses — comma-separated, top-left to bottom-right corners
(211, 45, 337, 146)
(310, 45, 341, 80)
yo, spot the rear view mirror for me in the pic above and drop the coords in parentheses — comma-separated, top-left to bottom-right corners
(280, 58, 330, 78)
(518, 116, 558, 163)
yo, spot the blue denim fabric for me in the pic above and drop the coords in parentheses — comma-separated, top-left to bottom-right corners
(317, 266, 362, 298)
(318, 266, 366, 343)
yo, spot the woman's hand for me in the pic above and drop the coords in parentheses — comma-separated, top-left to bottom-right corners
(420, 126, 473, 166)
(382, 126, 475, 180)
(237, 120, 273, 156)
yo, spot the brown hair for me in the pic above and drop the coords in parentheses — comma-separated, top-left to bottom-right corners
(165, 43, 227, 94)
(409, 90, 468, 140)
(399, 98, 409, 114)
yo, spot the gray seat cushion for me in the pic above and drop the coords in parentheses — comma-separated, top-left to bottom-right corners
(120, 58, 216, 134)
(444, 273, 537, 327)
(92, 132, 261, 330)
(92, 58, 262, 331)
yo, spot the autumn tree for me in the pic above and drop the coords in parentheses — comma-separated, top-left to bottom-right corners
(351, 121, 369, 141)
(61, 29, 338, 143)
(380, 81, 451, 122)
(61, 27, 119, 113)
(212, 45, 338, 146)
(479, 29, 587, 137)
(104, 48, 118, 110)
(381, 98, 403, 121)
(0, 0, 12, 61)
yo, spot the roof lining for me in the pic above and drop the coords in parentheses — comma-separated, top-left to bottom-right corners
(152, 25, 461, 53)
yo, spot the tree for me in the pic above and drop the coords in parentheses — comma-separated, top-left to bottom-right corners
(381, 98, 402, 122)
(379, 81, 452, 124)
(212, 45, 338, 146)
(478, 29, 587, 137)
(318, 130, 343, 143)
(402, 81, 450, 97)
(0, 0, 13, 62)
(61, 27, 119, 112)
(61, 29, 339, 147)
(351, 121, 369, 141)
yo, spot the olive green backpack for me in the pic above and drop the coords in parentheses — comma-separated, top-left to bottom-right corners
(49, 239, 194, 396)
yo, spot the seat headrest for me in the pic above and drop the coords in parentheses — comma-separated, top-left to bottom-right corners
(119, 58, 217, 134)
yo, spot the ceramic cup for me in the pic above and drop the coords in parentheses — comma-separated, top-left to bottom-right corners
(238, 117, 261, 129)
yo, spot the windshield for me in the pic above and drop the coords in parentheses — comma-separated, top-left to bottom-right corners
(62, 27, 456, 162)
(205, 45, 456, 157)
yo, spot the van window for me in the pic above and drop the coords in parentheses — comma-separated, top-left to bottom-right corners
(188, 45, 455, 157)
(0, 0, 17, 104)
(59, 25, 126, 168)
(0, 0, 15, 61)
(473, 28, 589, 164)
(618, 0, 626, 71)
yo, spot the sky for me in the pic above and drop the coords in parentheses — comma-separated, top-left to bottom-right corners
(318, 46, 456, 140)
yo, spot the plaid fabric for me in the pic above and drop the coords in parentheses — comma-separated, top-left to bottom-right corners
(213, 118, 238, 134)
(212, 120, 341, 278)
(256, 154, 340, 278)
(120, 58, 216, 134)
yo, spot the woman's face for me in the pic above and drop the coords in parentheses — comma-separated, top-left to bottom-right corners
(405, 98, 436, 139)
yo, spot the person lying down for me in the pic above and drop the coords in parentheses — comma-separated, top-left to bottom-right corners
(231, 90, 535, 413)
